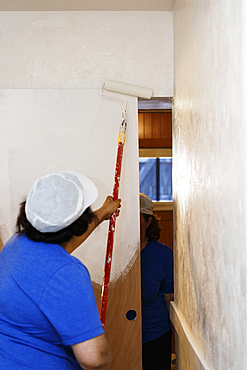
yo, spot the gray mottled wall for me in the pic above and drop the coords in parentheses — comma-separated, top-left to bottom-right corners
(173, 0, 247, 369)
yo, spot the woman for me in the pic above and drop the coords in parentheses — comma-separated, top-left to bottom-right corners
(140, 193, 174, 370)
(0, 171, 121, 370)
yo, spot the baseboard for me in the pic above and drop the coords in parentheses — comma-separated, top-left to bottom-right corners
(170, 302, 213, 370)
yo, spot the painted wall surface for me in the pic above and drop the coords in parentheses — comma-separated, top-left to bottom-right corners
(0, 11, 173, 369)
(0, 89, 139, 285)
(0, 10, 173, 278)
(173, 0, 246, 369)
(0, 11, 173, 96)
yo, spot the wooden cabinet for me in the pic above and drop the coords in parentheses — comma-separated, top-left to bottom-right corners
(138, 111, 172, 148)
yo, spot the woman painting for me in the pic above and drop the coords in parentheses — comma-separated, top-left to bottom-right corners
(0, 171, 121, 370)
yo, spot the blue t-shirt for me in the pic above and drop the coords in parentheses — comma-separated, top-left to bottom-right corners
(0, 234, 104, 369)
(141, 240, 174, 344)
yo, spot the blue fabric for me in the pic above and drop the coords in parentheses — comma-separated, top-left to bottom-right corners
(0, 234, 104, 369)
(141, 240, 174, 344)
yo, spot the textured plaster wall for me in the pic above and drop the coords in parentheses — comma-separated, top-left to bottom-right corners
(0, 11, 173, 96)
(0, 89, 139, 285)
(0, 11, 173, 284)
(173, 0, 247, 369)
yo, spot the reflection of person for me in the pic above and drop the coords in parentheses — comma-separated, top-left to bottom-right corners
(0, 171, 121, 370)
(140, 193, 174, 370)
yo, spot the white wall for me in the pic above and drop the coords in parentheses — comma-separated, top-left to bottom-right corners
(0, 11, 173, 285)
(0, 11, 173, 96)
(0, 89, 139, 285)
(172, 0, 247, 369)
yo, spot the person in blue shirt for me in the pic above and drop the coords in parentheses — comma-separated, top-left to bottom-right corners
(0, 171, 121, 370)
(140, 193, 174, 370)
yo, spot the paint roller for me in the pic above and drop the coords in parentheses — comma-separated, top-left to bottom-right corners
(103, 80, 153, 100)
(100, 80, 153, 328)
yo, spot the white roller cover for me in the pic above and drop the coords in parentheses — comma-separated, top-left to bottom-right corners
(104, 80, 153, 99)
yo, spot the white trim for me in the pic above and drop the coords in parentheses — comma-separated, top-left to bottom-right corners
(153, 201, 173, 211)
(170, 302, 213, 370)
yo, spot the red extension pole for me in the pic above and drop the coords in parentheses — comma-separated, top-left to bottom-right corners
(99, 110, 127, 329)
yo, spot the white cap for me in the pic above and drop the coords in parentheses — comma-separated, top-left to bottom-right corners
(25, 171, 98, 233)
(140, 193, 154, 216)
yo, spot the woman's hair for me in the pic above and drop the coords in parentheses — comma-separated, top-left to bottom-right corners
(142, 213, 162, 241)
(16, 201, 97, 245)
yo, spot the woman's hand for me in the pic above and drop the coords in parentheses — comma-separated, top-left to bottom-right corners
(95, 196, 121, 224)
(68, 197, 121, 253)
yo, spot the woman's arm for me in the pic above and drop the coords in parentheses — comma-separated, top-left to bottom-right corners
(94, 196, 121, 224)
(65, 197, 121, 254)
(71, 333, 111, 370)
(163, 293, 174, 315)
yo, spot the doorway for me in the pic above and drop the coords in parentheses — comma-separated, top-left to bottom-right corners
(138, 98, 175, 367)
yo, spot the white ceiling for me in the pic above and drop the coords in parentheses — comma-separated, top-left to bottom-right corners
(0, 0, 176, 11)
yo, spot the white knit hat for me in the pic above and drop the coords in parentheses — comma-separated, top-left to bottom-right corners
(25, 171, 98, 233)
(140, 193, 154, 216)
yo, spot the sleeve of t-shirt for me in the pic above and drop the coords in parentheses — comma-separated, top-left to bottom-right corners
(161, 247, 174, 295)
(39, 260, 104, 346)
